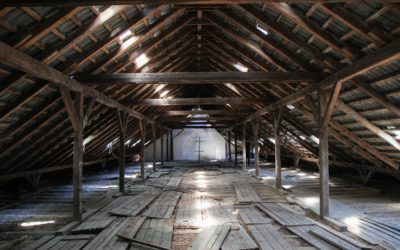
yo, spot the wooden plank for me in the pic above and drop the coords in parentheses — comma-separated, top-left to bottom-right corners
(110, 193, 158, 217)
(37, 235, 93, 250)
(83, 218, 129, 250)
(237, 206, 271, 225)
(286, 225, 337, 250)
(166, 177, 182, 188)
(248, 224, 294, 250)
(188, 225, 231, 250)
(221, 224, 258, 250)
(233, 182, 261, 203)
(143, 191, 182, 219)
(175, 194, 202, 228)
(72, 212, 115, 233)
(135, 219, 174, 249)
(256, 203, 314, 226)
(309, 228, 362, 250)
(116, 217, 146, 240)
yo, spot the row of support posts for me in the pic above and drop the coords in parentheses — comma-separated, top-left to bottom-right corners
(235, 83, 341, 218)
(62, 86, 173, 221)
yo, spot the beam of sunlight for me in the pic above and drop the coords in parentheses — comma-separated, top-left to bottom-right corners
(21, 220, 55, 227)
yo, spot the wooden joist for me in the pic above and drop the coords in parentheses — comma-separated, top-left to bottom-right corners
(0, 41, 169, 130)
(126, 97, 269, 106)
(73, 71, 322, 85)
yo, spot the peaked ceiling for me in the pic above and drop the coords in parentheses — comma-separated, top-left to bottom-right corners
(0, 2, 399, 179)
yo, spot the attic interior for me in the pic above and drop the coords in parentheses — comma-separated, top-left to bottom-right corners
(0, 1, 400, 249)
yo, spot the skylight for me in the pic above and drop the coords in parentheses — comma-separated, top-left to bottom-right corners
(119, 30, 132, 42)
(287, 104, 295, 110)
(234, 63, 248, 72)
(256, 23, 269, 35)
(310, 135, 320, 144)
(135, 53, 150, 68)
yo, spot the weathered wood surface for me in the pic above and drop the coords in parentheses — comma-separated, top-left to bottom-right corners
(221, 224, 258, 250)
(233, 182, 261, 203)
(83, 218, 128, 250)
(72, 212, 115, 233)
(248, 224, 294, 250)
(175, 193, 202, 227)
(74, 72, 322, 84)
(238, 206, 272, 224)
(256, 203, 314, 226)
(143, 191, 182, 219)
(36, 234, 94, 250)
(135, 219, 174, 249)
(166, 176, 182, 188)
(116, 216, 146, 240)
(188, 225, 231, 250)
(110, 193, 158, 217)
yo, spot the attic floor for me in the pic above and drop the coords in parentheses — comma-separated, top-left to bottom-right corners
(0, 162, 399, 249)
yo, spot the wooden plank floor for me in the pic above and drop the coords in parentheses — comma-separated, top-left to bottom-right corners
(3, 162, 392, 249)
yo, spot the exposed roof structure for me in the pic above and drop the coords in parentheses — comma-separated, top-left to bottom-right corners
(0, 1, 399, 183)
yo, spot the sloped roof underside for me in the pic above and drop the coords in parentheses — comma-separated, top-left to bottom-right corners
(0, 2, 399, 178)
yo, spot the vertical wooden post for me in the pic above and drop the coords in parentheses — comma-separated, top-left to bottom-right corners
(170, 130, 174, 161)
(274, 108, 284, 189)
(60, 88, 85, 221)
(228, 131, 232, 162)
(316, 82, 342, 218)
(234, 131, 238, 166)
(139, 119, 146, 180)
(116, 111, 129, 193)
(152, 124, 157, 171)
(160, 128, 164, 167)
(224, 131, 228, 160)
(242, 122, 247, 170)
(166, 130, 169, 162)
(252, 119, 260, 177)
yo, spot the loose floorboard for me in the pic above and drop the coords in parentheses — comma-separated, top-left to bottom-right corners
(247, 224, 294, 250)
(233, 182, 262, 203)
(188, 225, 230, 250)
(135, 219, 174, 249)
(71, 212, 115, 233)
(143, 191, 182, 219)
(110, 193, 158, 217)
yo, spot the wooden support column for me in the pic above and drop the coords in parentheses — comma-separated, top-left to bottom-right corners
(139, 119, 146, 180)
(151, 124, 157, 171)
(116, 110, 129, 193)
(170, 130, 174, 161)
(160, 128, 164, 167)
(166, 129, 169, 162)
(316, 82, 343, 218)
(234, 131, 238, 166)
(225, 131, 228, 160)
(228, 131, 232, 162)
(274, 108, 284, 189)
(60, 87, 85, 221)
(252, 119, 260, 177)
(242, 122, 247, 170)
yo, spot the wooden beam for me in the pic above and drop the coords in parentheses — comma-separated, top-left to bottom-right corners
(227, 37, 400, 128)
(116, 110, 129, 193)
(72, 92, 83, 221)
(126, 97, 269, 106)
(139, 119, 146, 179)
(0, 41, 168, 130)
(274, 108, 283, 189)
(252, 119, 260, 177)
(0, 1, 368, 7)
(73, 72, 322, 85)
(336, 100, 400, 152)
(160, 128, 164, 166)
(228, 131, 232, 162)
(151, 110, 249, 116)
(242, 123, 247, 170)
(170, 130, 174, 161)
(234, 132, 238, 166)
(152, 124, 157, 171)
